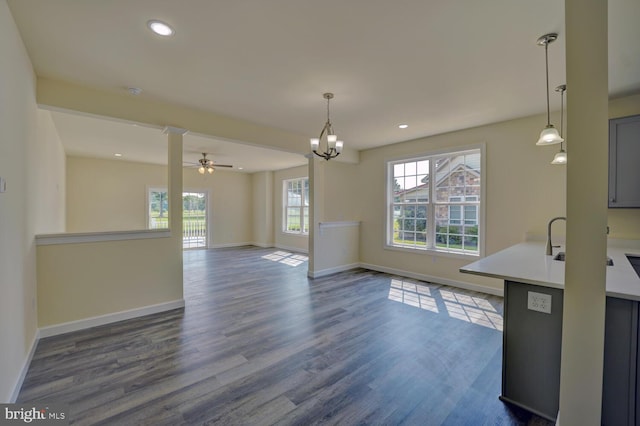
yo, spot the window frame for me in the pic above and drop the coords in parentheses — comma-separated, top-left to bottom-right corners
(282, 177, 309, 235)
(385, 145, 485, 258)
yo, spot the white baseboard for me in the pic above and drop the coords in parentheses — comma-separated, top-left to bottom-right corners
(308, 263, 360, 278)
(359, 262, 504, 297)
(250, 242, 273, 248)
(8, 331, 39, 403)
(208, 242, 254, 249)
(211, 242, 309, 254)
(38, 299, 185, 338)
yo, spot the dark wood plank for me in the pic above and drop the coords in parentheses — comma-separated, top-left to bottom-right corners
(18, 246, 553, 425)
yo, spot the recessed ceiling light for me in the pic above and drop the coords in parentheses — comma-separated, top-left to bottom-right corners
(398, 124, 409, 129)
(238, 167, 244, 170)
(147, 20, 174, 36)
(114, 153, 123, 157)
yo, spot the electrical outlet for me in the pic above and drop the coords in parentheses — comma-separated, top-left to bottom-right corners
(528, 291, 552, 314)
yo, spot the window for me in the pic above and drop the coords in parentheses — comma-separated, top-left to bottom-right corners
(283, 178, 309, 234)
(388, 147, 482, 256)
(148, 189, 169, 229)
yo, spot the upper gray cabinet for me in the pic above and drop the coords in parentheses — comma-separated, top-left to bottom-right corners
(609, 114, 640, 208)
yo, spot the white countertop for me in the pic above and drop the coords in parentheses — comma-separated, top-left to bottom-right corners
(460, 241, 640, 301)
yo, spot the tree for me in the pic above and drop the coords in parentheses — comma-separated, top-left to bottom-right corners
(151, 191, 168, 218)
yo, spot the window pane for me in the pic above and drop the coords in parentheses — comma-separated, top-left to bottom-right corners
(393, 205, 402, 220)
(435, 157, 450, 202)
(289, 182, 302, 206)
(303, 207, 309, 233)
(393, 177, 405, 202)
(417, 160, 429, 175)
(394, 163, 404, 177)
(464, 236, 479, 252)
(417, 205, 427, 219)
(449, 205, 461, 224)
(465, 152, 481, 174)
(405, 205, 416, 218)
(464, 205, 477, 225)
(405, 161, 417, 176)
(404, 175, 417, 192)
(304, 182, 309, 206)
(287, 207, 301, 232)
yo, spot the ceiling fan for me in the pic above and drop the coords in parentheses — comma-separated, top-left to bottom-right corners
(186, 153, 233, 174)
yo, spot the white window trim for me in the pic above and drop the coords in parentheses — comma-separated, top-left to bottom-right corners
(384, 144, 486, 258)
(282, 177, 309, 235)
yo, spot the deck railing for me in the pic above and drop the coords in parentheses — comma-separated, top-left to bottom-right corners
(149, 216, 206, 248)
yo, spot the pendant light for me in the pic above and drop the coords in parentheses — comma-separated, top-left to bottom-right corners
(310, 93, 344, 160)
(536, 33, 564, 146)
(551, 84, 567, 164)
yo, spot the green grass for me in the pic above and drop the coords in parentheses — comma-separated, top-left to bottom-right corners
(393, 238, 427, 246)
(149, 212, 205, 229)
(393, 238, 478, 252)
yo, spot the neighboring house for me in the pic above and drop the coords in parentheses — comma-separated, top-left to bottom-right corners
(394, 154, 480, 251)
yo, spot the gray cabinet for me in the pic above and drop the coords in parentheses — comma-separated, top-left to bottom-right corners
(602, 297, 637, 426)
(609, 114, 640, 207)
(502, 281, 563, 421)
(503, 281, 640, 424)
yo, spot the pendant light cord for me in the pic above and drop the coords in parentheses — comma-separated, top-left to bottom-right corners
(545, 41, 551, 126)
(560, 87, 564, 150)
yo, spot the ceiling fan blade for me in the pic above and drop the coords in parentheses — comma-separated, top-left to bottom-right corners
(213, 164, 233, 168)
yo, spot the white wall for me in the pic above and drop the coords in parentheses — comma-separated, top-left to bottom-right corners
(189, 166, 252, 247)
(273, 165, 309, 252)
(323, 160, 361, 222)
(355, 112, 568, 293)
(66, 156, 165, 232)
(0, 1, 64, 402)
(34, 110, 66, 233)
(66, 156, 253, 246)
(251, 171, 274, 247)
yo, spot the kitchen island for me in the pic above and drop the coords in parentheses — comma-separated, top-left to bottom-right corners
(461, 240, 640, 424)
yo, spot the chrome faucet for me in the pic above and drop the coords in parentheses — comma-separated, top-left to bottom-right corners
(546, 216, 566, 255)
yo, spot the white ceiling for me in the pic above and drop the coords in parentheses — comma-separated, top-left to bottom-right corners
(50, 110, 307, 172)
(8, 0, 640, 171)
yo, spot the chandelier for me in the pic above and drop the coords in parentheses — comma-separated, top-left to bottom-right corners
(310, 93, 344, 160)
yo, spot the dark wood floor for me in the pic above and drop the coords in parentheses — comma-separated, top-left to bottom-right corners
(18, 246, 553, 425)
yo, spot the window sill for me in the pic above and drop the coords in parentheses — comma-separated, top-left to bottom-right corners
(384, 244, 481, 260)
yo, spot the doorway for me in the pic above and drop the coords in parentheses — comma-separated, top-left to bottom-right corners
(148, 188, 209, 249)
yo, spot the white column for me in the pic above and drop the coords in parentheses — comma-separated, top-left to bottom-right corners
(164, 126, 186, 288)
(307, 155, 326, 277)
(559, 1, 608, 424)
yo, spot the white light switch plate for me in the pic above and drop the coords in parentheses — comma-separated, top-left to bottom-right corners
(528, 291, 552, 314)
